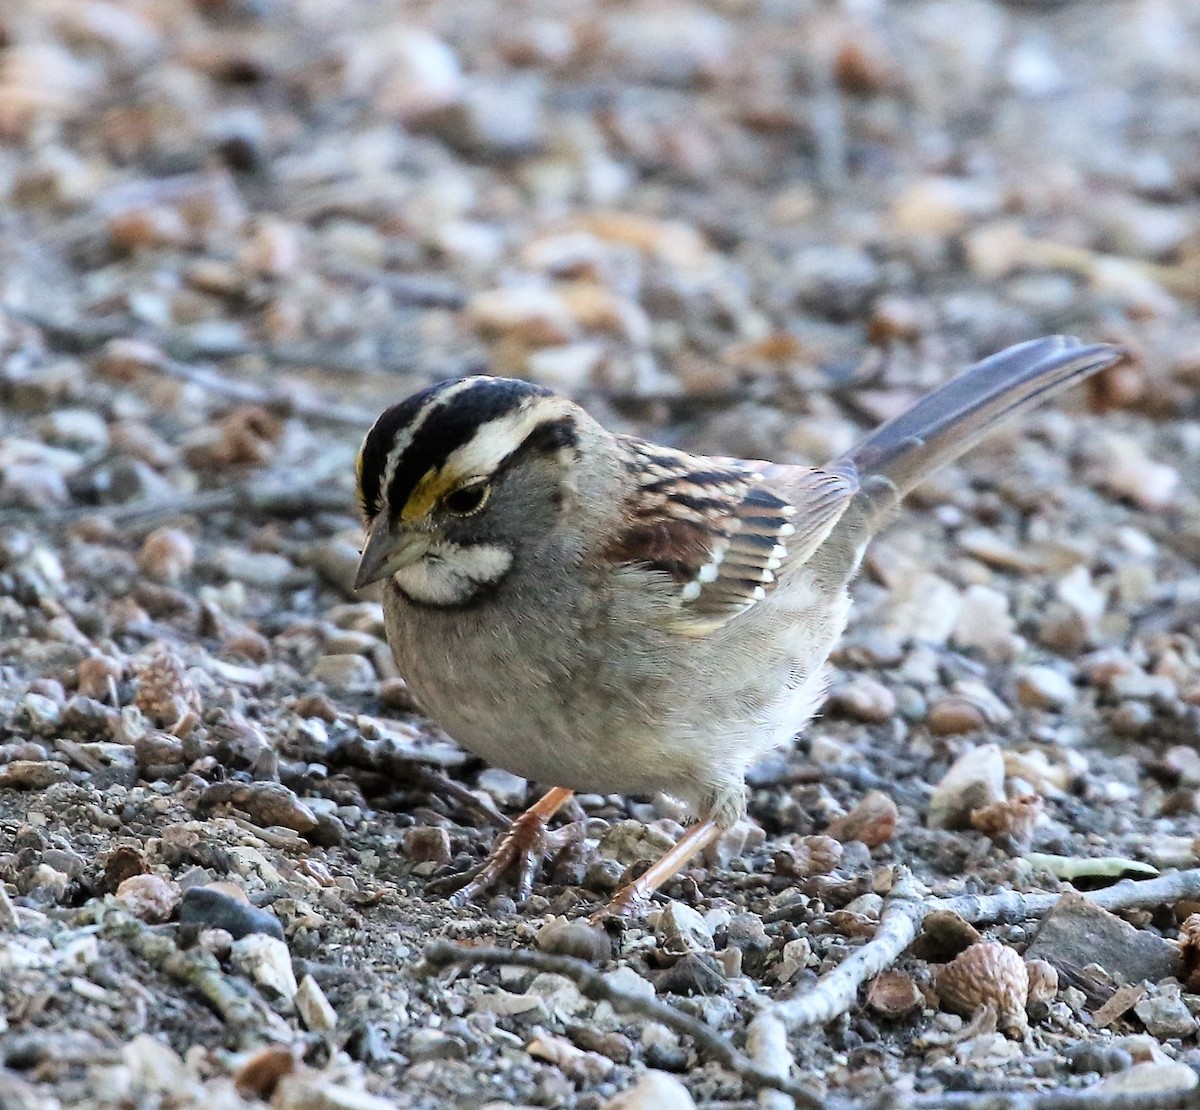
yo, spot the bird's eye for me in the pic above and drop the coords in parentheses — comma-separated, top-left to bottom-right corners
(442, 481, 490, 516)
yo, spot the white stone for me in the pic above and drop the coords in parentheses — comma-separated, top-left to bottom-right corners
(655, 901, 713, 954)
(476, 768, 528, 809)
(296, 974, 338, 1032)
(1015, 665, 1076, 710)
(1095, 1062, 1199, 1095)
(952, 585, 1021, 662)
(927, 744, 1006, 830)
(602, 1070, 697, 1110)
(231, 934, 297, 1001)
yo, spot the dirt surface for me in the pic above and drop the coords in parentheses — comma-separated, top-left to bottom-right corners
(1, 1, 1199, 1107)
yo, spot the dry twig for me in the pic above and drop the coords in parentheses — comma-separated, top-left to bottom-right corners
(773, 868, 1200, 1032)
(5, 301, 428, 376)
(100, 908, 288, 1047)
(422, 940, 824, 1108)
(7, 303, 379, 427)
(147, 354, 377, 428)
(0, 480, 356, 530)
(896, 1084, 1200, 1109)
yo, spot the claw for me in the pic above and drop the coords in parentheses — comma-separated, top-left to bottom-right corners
(588, 817, 723, 925)
(427, 787, 575, 906)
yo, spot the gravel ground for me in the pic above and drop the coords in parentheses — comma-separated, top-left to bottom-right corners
(1, 1, 1199, 1107)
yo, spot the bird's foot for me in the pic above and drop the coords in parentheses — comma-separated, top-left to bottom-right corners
(589, 817, 723, 924)
(428, 786, 576, 906)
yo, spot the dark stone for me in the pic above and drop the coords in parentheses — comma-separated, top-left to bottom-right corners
(345, 1021, 390, 1064)
(406, 1029, 469, 1063)
(653, 952, 726, 996)
(1068, 1043, 1133, 1076)
(583, 858, 624, 893)
(1025, 892, 1182, 985)
(643, 1041, 690, 1072)
(179, 886, 285, 941)
(722, 913, 772, 977)
(308, 812, 346, 847)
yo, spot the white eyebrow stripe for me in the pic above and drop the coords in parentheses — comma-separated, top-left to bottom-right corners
(435, 395, 576, 480)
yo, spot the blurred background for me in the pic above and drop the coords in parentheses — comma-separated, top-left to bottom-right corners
(0, 0, 1198, 454)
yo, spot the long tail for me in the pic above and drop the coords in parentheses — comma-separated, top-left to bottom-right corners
(835, 335, 1124, 528)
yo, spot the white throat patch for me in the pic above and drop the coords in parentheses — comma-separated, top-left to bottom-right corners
(392, 541, 513, 605)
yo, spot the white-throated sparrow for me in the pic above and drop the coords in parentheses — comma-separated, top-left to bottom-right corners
(355, 336, 1122, 919)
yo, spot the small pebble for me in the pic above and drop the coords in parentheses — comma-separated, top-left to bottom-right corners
(1093, 1061, 1198, 1096)
(927, 744, 1005, 830)
(927, 696, 988, 736)
(535, 917, 612, 963)
(230, 934, 298, 1001)
(0, 760, 70, 789)
(826, 790, 899, 848)
(137, 528, 195, 583)
(655, 901, 714, 955)
(399, 826, 452, 866)
(115, 873, 179, 923)
(295, 974, 338, 1032)
(601, 1070, 697, 1110)
(829, 676, 897, 723)
(1015, 665, 1077, 710)
(476, 767, 528, 808)
(311, 653, 377, 692)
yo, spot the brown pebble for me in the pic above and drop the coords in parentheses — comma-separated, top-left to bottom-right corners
(223, 630, 271, 663)
(399, 825, 452, 866)
(826, 790, 899, 848)
(566, 1025, 632, 1065)
(68, 515, 121, 544)
(379, 676, 417, 711)
(0, 760, 70, 789)
(107, 204, 190, 251)
(293, 692, 338, 722)
(866, 969, 923, 1019)
(535, 917, 613, 963)
(183, 405, 281, 469)
(829, 676, 897, 723)
(198, 780, 318, 834)
(774, 834, 843, 877)
(138, 527, 195, 583)
(134, 730, 185, 770)
(77, 655, 123, 700)
(970, 794, 1043, 846)
(235, 1044, 297, 1100)
(927, 695, 988, 736)
(912, 910, 982, 962)
(102, 845, 149, 889)
(115, 873, 180, 923)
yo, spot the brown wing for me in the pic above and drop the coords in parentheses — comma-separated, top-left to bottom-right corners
(604, 438, 858, 635)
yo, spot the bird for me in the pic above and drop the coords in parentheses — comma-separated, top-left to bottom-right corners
(353, 335, 1123, 920)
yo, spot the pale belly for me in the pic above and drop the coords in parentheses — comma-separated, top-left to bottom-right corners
(381, 568, 852, 816)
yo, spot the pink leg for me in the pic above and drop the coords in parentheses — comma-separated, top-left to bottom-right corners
(434, 787, 576, 907)
(591, 818, 724, 923)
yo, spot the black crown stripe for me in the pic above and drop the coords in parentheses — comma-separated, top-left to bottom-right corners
(361, 378, 559, 521)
